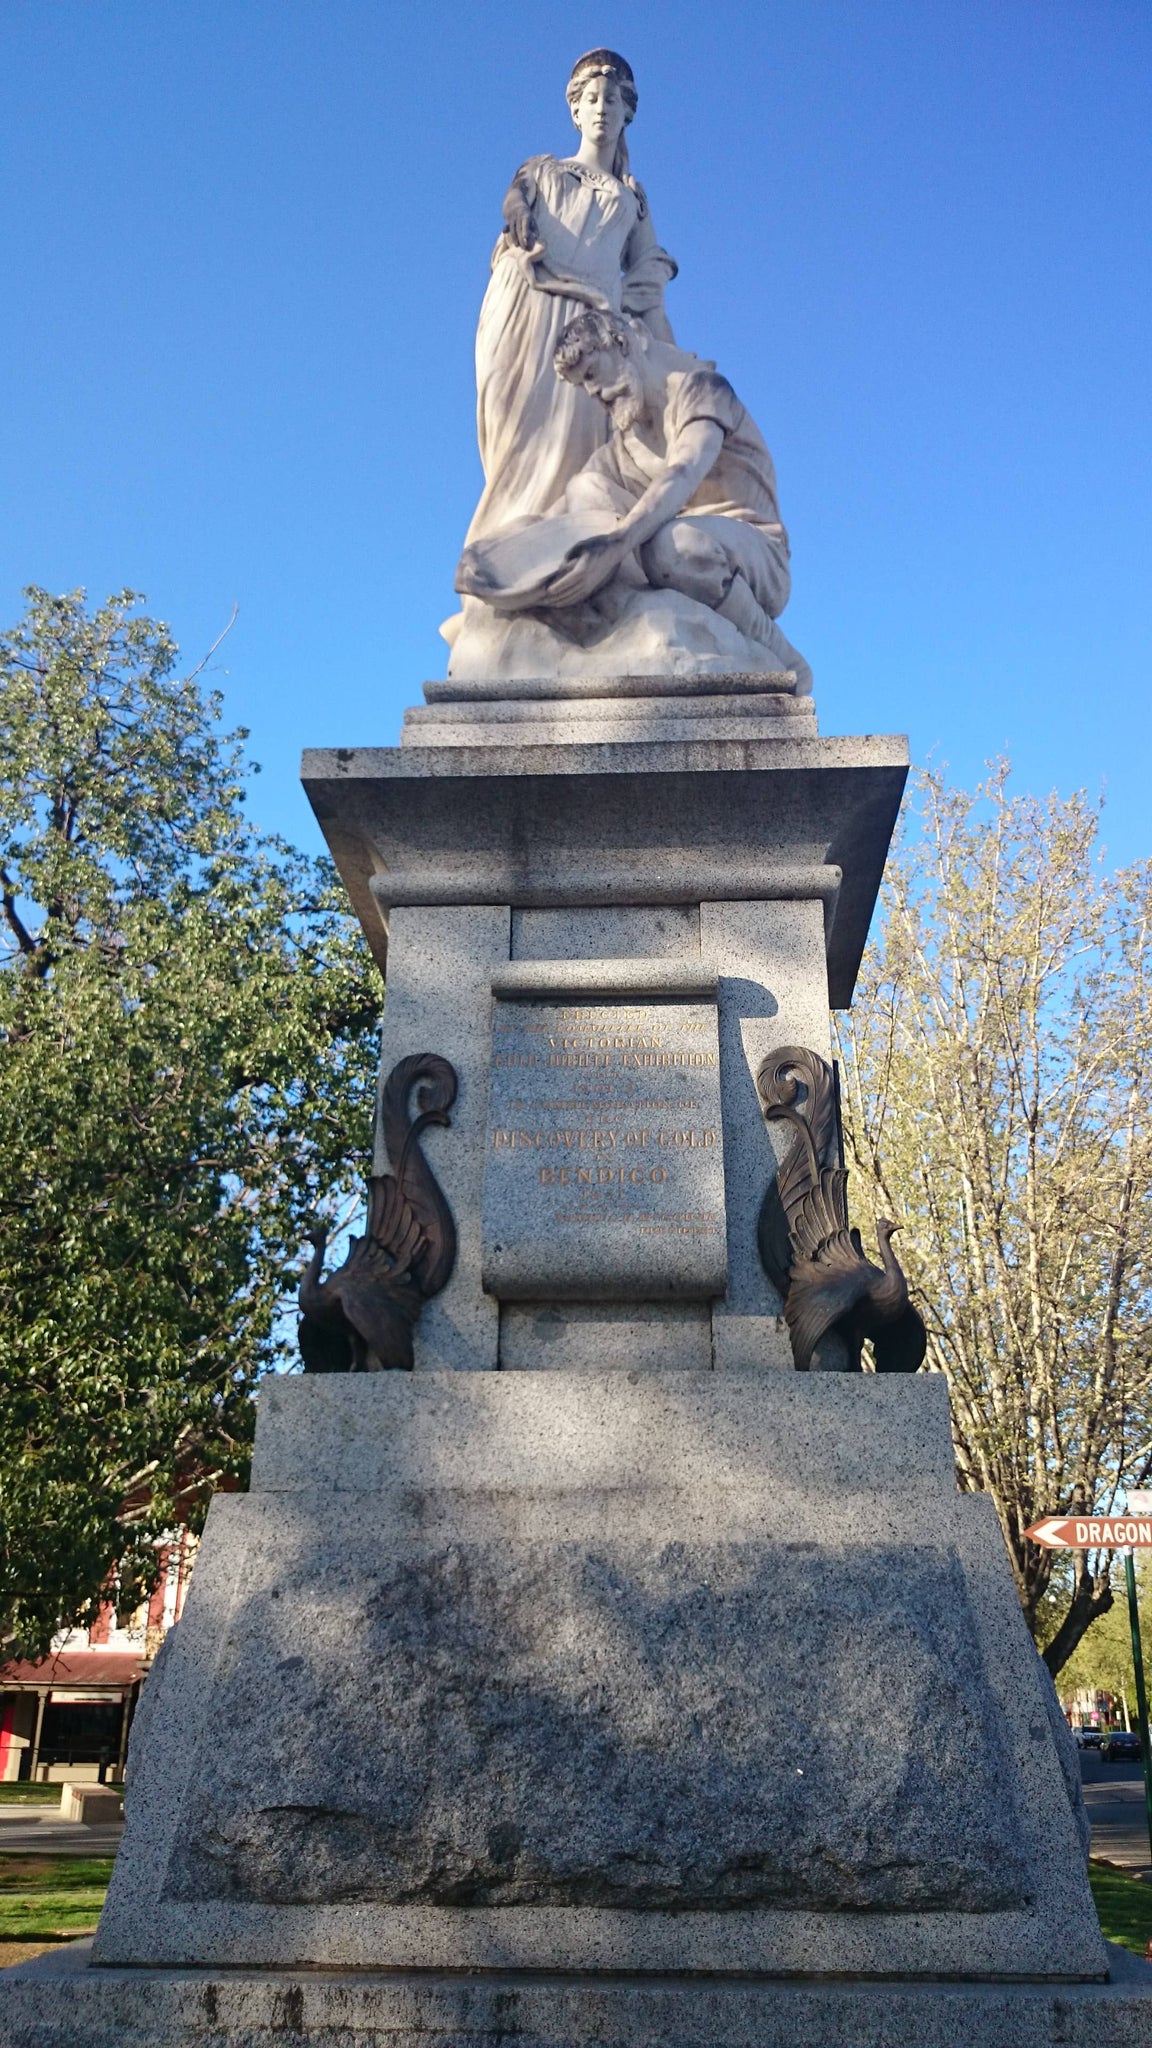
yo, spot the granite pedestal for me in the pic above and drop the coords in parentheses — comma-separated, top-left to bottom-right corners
(3, 681, 1128, 2045)
(302, 685, 907, 1375)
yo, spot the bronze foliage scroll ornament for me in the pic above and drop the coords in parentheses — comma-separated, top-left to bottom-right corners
(756, 1046, 926, 1375)
(297, 1053, 458, 1373)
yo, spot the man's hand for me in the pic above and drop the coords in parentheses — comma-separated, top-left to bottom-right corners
(544, 528, 632, 608)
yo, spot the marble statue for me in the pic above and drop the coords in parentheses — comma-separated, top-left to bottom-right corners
(442, 49, 811, 689)
(466, 48, 677, 545)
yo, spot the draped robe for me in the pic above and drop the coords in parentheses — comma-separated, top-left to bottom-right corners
(466, 154, 676, 544)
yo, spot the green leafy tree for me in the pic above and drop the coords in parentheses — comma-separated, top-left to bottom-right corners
(1052, 1555, 1152, 1720)
(836, 764, 1152, 1676)
(0, 588, 380, 1658)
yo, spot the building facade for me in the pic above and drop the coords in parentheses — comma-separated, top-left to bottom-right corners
(0, 1528, 197, 1783)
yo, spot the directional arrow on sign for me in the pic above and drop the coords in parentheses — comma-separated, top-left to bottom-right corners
(1028, 1518, 1081, 1548)
(1025, 1514, 1152, 1550)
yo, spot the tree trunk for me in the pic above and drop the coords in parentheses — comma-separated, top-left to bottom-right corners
(1042, 1560, 1113, 1678)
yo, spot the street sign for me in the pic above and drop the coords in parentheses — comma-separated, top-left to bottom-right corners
(1025, 1515, 1152, 1549)
(1127, 1490, 1152, 1515)
(1026, 1504, 1152, 1867)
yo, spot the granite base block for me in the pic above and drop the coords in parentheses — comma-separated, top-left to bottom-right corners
(92, 1375, 1102, 1980)
(3, 1943, 1152, 2048)
(711, 1310, 794, 1368)
(510, 903, 701, 961)
(402, 710, 819, 745)
(424, 669, 803, 700)
(248, 1364, 962, 1497)
(400, 684, 820, 746)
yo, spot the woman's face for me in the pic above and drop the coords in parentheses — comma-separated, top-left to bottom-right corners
(571, 73, 628, 150)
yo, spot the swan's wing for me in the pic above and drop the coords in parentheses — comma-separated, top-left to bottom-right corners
(788, 1168, 851, 1264)
(328, 1174, 429, 1352)
(784, 1231, 871, 1371)
(365, 1173, 428, 1277)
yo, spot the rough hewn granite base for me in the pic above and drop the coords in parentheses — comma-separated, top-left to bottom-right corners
(3, 1941, 1151, 2048)
(90, 1374, 1104, 1981)
(162, 1539, 1025, 1915)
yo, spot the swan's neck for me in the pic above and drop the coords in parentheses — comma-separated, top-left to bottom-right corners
(298, 1238, 328, 1313)
(872, 1229, 907, 1318)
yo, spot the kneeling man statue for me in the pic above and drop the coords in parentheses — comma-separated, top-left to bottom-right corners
(453, 312, 810, 687)
(550, 311, 790, 642)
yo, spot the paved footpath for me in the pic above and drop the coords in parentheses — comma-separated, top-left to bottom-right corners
(1080, 1756, 1152, 1880)
(0, 1807, 123, 1858)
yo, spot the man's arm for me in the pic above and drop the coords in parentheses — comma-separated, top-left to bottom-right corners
(611, 417, 724, 550)
(542, 417, 724, 607)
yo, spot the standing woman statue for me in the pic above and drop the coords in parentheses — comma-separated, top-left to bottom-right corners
(465, 50, 678, 544)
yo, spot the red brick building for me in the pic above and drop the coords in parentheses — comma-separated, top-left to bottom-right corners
(0, 1528, 197, 1783)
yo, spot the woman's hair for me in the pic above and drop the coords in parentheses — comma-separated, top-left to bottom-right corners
(565, 49, 646, 211)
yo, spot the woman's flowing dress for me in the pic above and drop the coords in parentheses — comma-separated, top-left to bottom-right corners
(466, 155, 676, 544)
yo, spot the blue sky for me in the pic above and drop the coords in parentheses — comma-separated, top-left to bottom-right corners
(2, 0, 1149, 864)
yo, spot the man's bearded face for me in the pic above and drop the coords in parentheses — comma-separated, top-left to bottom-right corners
(576, 346, 644, 431)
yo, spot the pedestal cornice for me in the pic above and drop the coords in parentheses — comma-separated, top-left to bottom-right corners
(301, 733, 909, 1008)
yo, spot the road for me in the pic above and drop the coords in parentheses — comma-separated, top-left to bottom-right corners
(1079, 1752, 1152, 1880)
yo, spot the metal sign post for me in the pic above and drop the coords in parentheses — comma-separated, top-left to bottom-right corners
(1123, 1489, 1152, 1863)
(1122, 1549, 1152, 1867)
(1025, 1505, 1152, 1866)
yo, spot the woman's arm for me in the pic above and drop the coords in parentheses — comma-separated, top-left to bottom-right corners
(502, 162, 541, 251)
(621, 205, 678, 343)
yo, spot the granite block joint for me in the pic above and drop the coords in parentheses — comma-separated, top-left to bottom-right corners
(492, 957, 719, 1000)
(369, 861, 843, 913)
(424, 670, 800, 703)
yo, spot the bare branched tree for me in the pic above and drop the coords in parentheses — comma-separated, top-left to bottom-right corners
(836, 763, 1152, 1676)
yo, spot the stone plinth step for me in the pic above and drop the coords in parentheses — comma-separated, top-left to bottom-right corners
(3, 1943, 1151, 2048)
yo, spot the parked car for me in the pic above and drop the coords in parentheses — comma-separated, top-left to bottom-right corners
(1074, 1726, 1104, 1749)
(1101, 1729, 1143, 1763)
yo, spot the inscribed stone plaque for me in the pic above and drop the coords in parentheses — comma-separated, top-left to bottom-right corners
(482, 998, 726, 1299)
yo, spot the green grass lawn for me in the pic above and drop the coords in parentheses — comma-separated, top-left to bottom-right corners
(1089, 1860, 1152, 1957)
(0, 1785, 66, 1805)
(0, 1857, 113, 1939)
(0, 1852, 1144, 1958)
